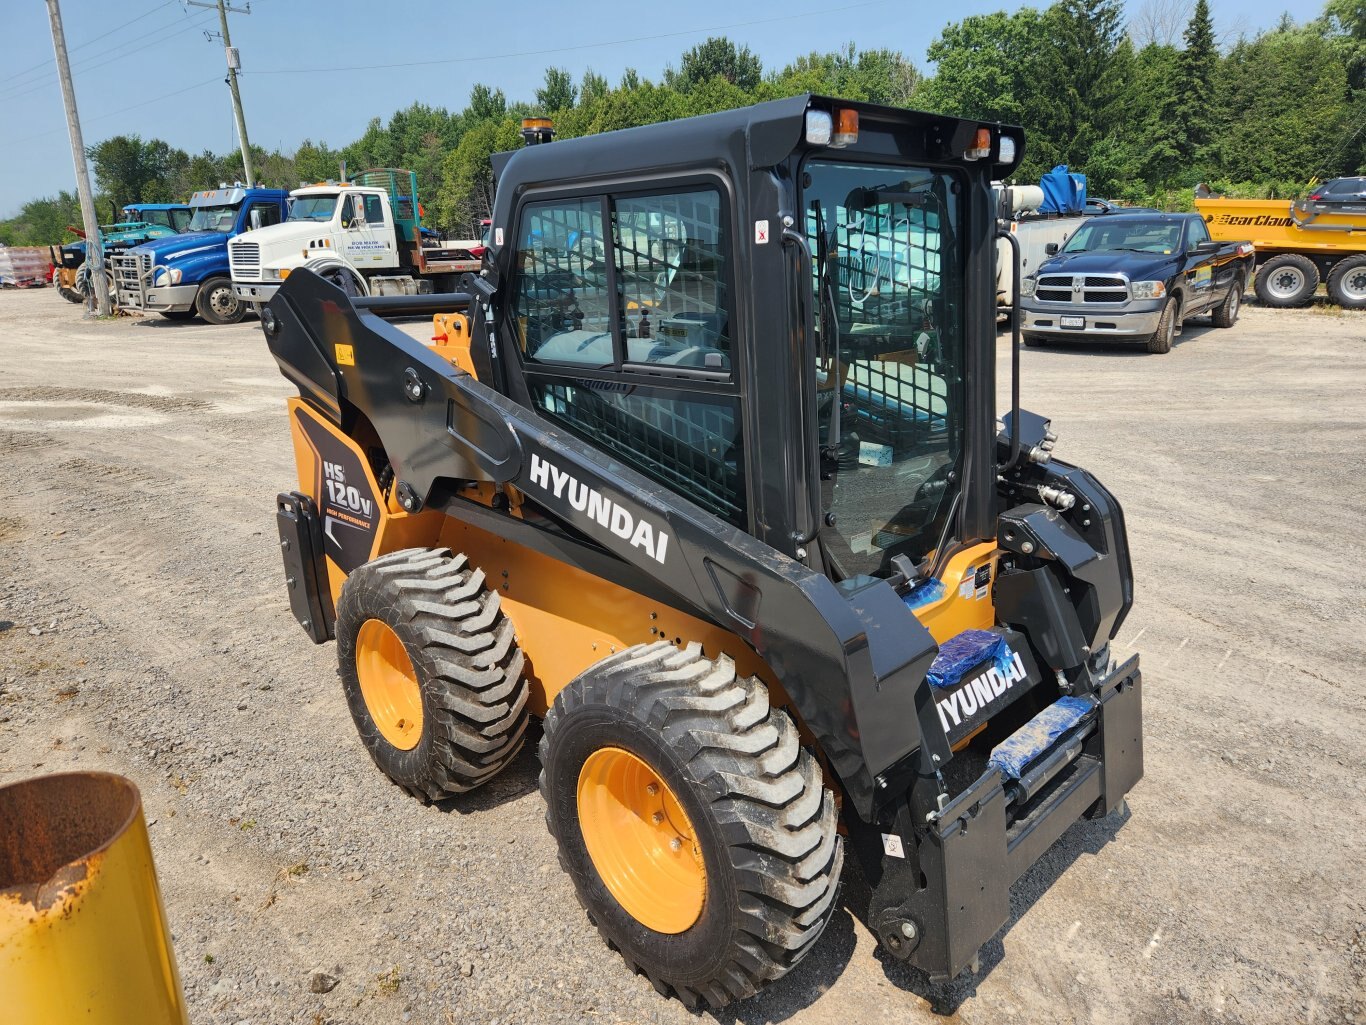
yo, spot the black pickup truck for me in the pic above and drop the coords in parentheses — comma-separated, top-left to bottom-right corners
(1018, 212, 1254, 353)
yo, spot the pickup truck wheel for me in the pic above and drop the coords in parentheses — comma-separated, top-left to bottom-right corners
(195, 276, 245, 325)
(1254, 254, 1318, 308)
(1210, 277, 1242, 328)
(1022, 332, 1047, 348)
(1326, 255, 1366, 310)
(1146, 298, 1177, 354)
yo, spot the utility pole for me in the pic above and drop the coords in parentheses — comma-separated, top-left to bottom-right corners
(189, 0, 254, 186)
(45, 0, 109, 317)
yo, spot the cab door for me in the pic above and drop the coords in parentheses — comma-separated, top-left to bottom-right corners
(339, 193, 394, 271)
(1181, 218, 1216, 312)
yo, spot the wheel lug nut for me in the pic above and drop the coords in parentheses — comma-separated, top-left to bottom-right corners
(646, 783, 659, 795)
(652, 811, 664, 824)
(670, 838, 682, 851)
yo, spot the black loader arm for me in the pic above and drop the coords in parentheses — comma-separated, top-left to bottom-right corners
(265, 270, 947, 818)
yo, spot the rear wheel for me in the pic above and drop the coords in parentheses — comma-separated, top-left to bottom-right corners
(1210, 276, 1242, 328)
(336, 547, 530, 800)
(1146, 298, 1177, 354)
(195, 276, 245, 325)
(540, 642, 842, 1008)
(1254, 254, 1318, 308)
(1327, 255, 1366, 310)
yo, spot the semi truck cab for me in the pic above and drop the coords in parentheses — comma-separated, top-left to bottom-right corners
(111, 186, 289, 324)
(231, 169, 483, 303)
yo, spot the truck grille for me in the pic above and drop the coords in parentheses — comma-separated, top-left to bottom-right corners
(109, 253, 145, 295)
(1036, 274, 1129, 304)
(229, 241, 260, 279)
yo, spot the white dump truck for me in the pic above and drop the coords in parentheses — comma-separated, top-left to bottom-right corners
(229, 168, 484, 304)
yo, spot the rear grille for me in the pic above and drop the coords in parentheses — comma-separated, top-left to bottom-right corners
(229, 241, 260, 278)
(1034, 274, 1130, 304)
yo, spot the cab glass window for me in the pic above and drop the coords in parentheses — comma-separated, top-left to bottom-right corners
(248, 202, 281, 230)
(363, 194, 386, 225)
(512, 197, 613, 369)
(1186, 218, 1209, 247)
(613, 191, 731, 372)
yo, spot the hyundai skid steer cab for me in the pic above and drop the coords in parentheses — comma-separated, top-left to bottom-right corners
(263, 95, 1143, 1006)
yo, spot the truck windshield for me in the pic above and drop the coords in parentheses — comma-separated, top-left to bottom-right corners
(187, 204, 240, 234)
(1063, 219, 1182, 254)
(803, 160, 964, 580)
(289, 196, 338, 222)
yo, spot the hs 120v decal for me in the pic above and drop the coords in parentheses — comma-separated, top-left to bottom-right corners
(294, 407, 379, 571)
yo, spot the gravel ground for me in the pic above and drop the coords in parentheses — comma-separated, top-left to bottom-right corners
(1, 286, 1363, 1025)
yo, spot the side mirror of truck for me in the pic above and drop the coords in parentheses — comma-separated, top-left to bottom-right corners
(1044, 242, 1059, 256)
(250, 208, 264, 230)
(1193, 239, 1220, 255)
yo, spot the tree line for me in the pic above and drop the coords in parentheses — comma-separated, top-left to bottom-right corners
(2, 0, 1361, 247)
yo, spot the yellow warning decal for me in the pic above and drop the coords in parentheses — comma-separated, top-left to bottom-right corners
(335, 343, 355, 366)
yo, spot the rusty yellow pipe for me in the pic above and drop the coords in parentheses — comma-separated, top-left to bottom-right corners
(0, 772, 189, 1025)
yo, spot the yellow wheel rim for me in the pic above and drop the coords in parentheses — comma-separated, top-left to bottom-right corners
(577, 747, 706, 934)
(355, 619, 424, 751)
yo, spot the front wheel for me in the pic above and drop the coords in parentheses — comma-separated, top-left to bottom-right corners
(195, 276, 245, 325)
(540, 642, 842, 1008)
(1147, 298, 1177, 354)
(159, 310, 197, 322)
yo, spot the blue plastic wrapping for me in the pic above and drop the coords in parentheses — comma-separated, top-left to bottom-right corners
(902, 578, 945, 610)
(1038, 165, 1088, 214)
(988, 696, 1094, 779)
(925, 629, 1013, 690)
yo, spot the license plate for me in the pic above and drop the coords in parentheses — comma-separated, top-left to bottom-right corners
(1060, 315, 1085, 329)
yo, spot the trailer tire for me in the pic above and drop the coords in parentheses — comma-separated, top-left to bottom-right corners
(1210, 276, 1242, 328)
(1146, 297, 1177, 354)
(336, 547, 530, 802)
(195, 276, 245, 325)
(540, 641, 842, 1008)
(1254, 254, 1318, 308)
(1326, 255, 1366, 310)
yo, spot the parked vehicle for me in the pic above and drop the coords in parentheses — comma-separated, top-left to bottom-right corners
(1307, 176, 1366, 213)
(110, 185, 290, 323)
(49, 206, 190, 306)
(1019, 212, 1254, 353)
(1195, 186, 1366, 310)
(229, 169, 483, 304)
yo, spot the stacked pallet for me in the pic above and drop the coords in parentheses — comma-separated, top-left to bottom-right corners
(0, 246, 53, 287)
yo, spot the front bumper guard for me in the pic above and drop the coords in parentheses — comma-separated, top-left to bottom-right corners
(870, 654, 1142, 980)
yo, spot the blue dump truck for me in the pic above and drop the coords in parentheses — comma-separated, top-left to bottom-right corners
(111, 185, 289, 323)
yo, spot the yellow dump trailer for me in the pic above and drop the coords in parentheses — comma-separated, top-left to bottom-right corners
(1195, 195, 1366, 309)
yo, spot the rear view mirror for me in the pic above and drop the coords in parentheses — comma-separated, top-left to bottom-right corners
(1045, 242, 1059, 255)
(1193, 239, 1220, 254)
(249, 208, 264, 230)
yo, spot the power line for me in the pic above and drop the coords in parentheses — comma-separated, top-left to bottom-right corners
(0, 8, 213, 102)
(247, 0, 891, 76)
(0, 1, 175, 89)
(9, 76, 223, 148)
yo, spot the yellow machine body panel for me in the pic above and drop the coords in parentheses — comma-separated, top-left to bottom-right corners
(286, 398, 1004, 723)
(1196, 197, 1366, 256)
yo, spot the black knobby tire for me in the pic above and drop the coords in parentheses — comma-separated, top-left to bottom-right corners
(159, 310, 198, 322)
(56, 280, 84, 304)
(1210, 276, 1242, 328)
(1254, 254, 1318, 308)
(1327, 255, 1366, 311)
(195, 275, 245, 325)
(1146, 297, 1177, 354)
(336, 547, 529, 801)
(540, 641, 843, 1008)
(1022, 332, 1047, 348)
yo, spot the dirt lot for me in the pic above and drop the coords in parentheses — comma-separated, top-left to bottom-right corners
(1, 287, 1363, 1025)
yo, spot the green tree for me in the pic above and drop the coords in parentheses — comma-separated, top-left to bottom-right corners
(433, 118, 523, 232)
(667, 37, 762, 92)
(580, 69, 610, 104)
(87, 135, 190, 211)
(1172, 0, 1217, 164)
(535, 67, 577, 113)
(468, 83, 508, 122)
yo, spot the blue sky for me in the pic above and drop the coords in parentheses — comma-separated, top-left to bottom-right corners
(0, 0, 1312, 216)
